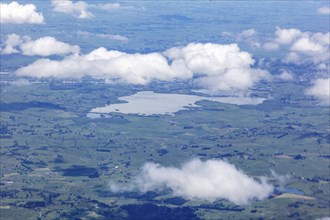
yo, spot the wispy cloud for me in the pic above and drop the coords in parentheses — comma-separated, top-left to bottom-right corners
(236, 29, 260, 48)
(77, 31, 129, 42)
(89, 3, 121, 11)
(10, 79, 32, 86)
(317, 6, 330, 15)
(221, 29, 260, 48)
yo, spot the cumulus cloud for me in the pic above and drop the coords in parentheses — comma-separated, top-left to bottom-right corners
(51, 0, 93, 19)
(164, 43, 254, 75)
(1, 34, 80, 56)
(51, 0, 120, 19)
(164, 43, 270, 94)
(305, 78, 330, 105)
(1, 33, 24, 54)
(263, 27, 330, 65)
(0, 1, 44, 24)
(263, 27, 302, 51)
(20, 37, 80, 56)
(109, 159, 273, 205)
(273, 27, 303, 45)
(318, 7, 330, 15)
(16, 43, 270, 94)
(16, 47, 190, 83)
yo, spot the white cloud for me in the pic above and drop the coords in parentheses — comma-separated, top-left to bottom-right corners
(275, 70, 294, 81)
(90, 3, 121, 10)
(274, 27, 303, 45)
(318, 6, 330, 14)
(286, 32, 329, 64)
(291, 37, 324, 52)
(164, 43, 270, 94)
(16, 43, 270, 94)
(263, 27, 302, 51)
(98, 34, 129, 42)
(1, 34, 80, 56)
(196, 68, 269, 95)
(305, 78, 330, 105)
(109, 159, 273, 205)
(51, 0, 120, 19)
(0, 1, 44, 24)
(220, 31, 233, 38)
(262, 42, 279, 51)
(237, 29, 257, 39)
(51, 0, 93, 19)
(1, 33, 23, 54)
(10, 79, 32, 86)
(17, 47, 189, 83)
(77, 31, 129, 42)
(263, 27, 330, 65)
(284, 52, 301, 64)
(20, 37, 80, 56)
(221, 29, 260, 48)
(164, 43, 254, 75)
(270, 170, 290, 189)
(236, 29, 260, 48)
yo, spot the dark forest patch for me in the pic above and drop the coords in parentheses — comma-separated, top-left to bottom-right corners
(58, 165, 99, 178)
(1, 101, 65, 111)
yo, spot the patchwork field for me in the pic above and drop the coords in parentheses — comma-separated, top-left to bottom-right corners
(1, 78, 329, 219)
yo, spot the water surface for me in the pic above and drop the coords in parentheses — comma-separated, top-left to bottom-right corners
(88, 91, 265, 117)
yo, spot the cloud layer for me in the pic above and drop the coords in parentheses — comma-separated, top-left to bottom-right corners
(305, 78, 330, 105)
(0, 1, 44, 24)
(2, 34, 80, 56)
(109, 159, 273, 205)
(16, 43, 269, 94)
(16, 43, 269, 93)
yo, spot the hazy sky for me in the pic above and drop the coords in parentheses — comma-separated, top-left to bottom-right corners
(1, 1, 329, 101)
